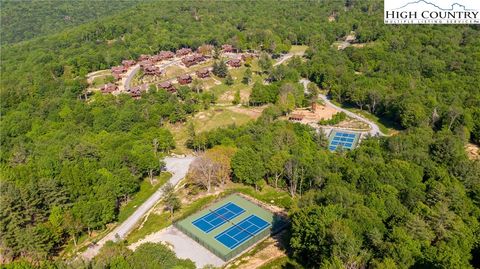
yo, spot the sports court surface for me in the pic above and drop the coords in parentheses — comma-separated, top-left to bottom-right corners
(175, 194, 285, 261)
(192, 202, 245, 233)
(328, 130, 360, 151)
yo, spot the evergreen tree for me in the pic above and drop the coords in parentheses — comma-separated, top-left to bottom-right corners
(242, 68, 252, 84)
(225, 73, 234, 85)
(212, 61, 228, 78)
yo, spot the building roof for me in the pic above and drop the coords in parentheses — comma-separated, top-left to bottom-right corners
(158, 81, 172, 88)
(178, 74, 192, 80)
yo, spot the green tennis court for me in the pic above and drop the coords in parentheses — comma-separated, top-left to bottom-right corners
(175, 194, 286, 261)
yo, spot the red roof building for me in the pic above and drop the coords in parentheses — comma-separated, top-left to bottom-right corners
(222, 44, 234, 53)
(196, 68, 210, 78)
(177, 74, 192, 85)
(182, 55, 197, 67)
(122, 60, 136, 68)
(193, 53, 205, 63)
(158, 81, 176, 92)
(143, 65, 164, 76)
(176, 48, 192, 57)
(139, 60, 153, 68)
(159, 51, 175, 60)
(138, 54, 151, 61)
(128, 84, 147, 98)
(227, 58, 242, 68)
(101, 83, 118, 94)
(151, 54, 163, 63)
(111, 66, 127, 74)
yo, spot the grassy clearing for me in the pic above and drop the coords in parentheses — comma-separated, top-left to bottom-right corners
(193, 108, 252, 133)
(166, 107, 255, 154)
(164, 65, 186, 79)
(225, 183, 293, 210)
(289, 45, 308, 54)
(117, 173, 171, 222)
(329, 100, 401, 135)
(91, 75, 113, 87)
(345, 107, 402, 135)
(126, 195, 216, 244)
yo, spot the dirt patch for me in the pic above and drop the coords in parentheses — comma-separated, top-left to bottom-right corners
(466, 143, 480, 160)
(287, 104, 339, 124)
(226, 105, 267, 119)
(220, 88, 251, 103)
(226, 232, 286, 269)
(334, 117, 370, 130)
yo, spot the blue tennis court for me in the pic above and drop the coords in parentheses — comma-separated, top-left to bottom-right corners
(215, 215, 270, 249)
(192, 202, 245, 233)
(328, 131, 358, 151)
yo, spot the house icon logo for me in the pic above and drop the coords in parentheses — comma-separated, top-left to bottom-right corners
(384, 0, 480, 24)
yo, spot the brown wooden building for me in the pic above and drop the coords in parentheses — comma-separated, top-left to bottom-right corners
(196, 68, 210, 78)
(289, 114, 305, 121)
(222, 44, 234, 53)
(182, 55, 197, 67)
(138, 54, 150, 61)
(111, 66, 127, 74)
(227, 58, 242, 68)
(128, 84, 147, 98)
(159, 51, 175, 60)
(176, 48, 192, 57)
(143, 65, 164, 76)
(177, 74, 192, 85)
(122, 60, 136, 68)
(158, 81, 176, 92)
(101, 83, 118, 94)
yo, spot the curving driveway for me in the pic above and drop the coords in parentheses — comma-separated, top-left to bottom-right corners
(80, 155, 196, 261)
(300, 78, 386, 137)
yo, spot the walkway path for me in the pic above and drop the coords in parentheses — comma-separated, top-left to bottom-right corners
(300, 78, 386, 136)
(80, 155, 196, 260)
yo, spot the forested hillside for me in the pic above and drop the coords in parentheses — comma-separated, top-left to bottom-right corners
(0, 0, 140, 44)
(1, 0, 479, 267)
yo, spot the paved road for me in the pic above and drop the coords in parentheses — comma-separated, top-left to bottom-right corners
(273, 51, 303, 67)
(300, 78, 386, 137)
(80, 155, 196, 260)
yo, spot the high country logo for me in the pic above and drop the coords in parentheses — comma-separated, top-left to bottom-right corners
(384, 0, 480, 24)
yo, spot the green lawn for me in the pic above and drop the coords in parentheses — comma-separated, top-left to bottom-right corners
(289, 45, 308, 54)
(193, 108, 252, 133)
(345, 107, 402, 135)
(92, 75, 113, 87)
(329, 100, 401, 135)
(226, 183, 293, 209)
(166, 107, 255, 154)
(117, 172, 171, 222)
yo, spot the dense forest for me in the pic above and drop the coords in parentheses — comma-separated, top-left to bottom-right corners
(190, 115, 480, 268)
(0, 0, 139, 45)
(1, 0, 479, 267)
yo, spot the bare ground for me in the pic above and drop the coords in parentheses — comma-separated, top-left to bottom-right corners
(287, 104, 339, 124)
(226, 231, 287, 269)
(466, 143, 480, 160)
(225, 105, 267, 119)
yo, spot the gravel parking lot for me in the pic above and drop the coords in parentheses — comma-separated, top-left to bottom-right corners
(129, 226, 225, 268)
